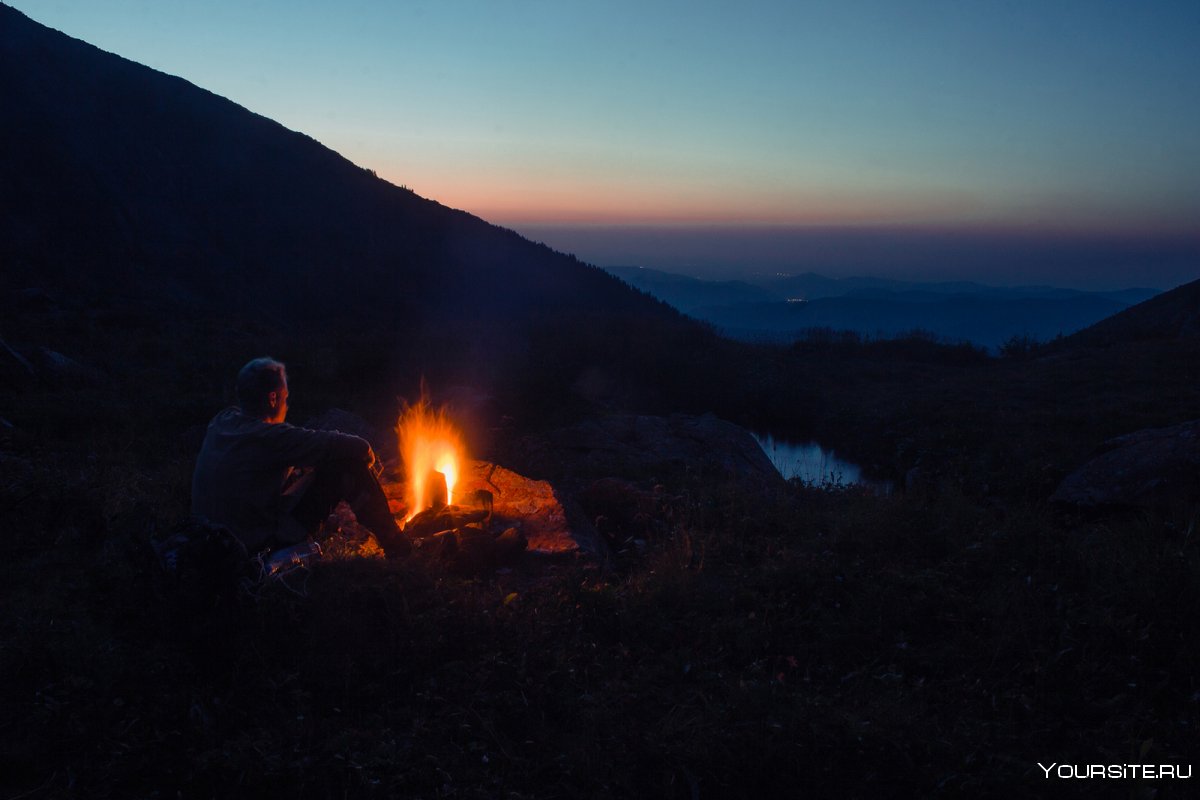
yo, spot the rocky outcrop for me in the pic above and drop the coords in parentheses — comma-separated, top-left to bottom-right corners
(1051, 420, 1200, 509)
(511, 414, 784, 490)
(459, 462, 605, 557)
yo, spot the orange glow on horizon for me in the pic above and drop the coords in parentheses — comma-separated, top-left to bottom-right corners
(375, 164, 1200, 239)
(403, 179, 979, 229)
(375, 160, 969, 227)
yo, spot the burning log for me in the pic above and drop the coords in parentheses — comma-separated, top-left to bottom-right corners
(427, 469, 448, 510)
(450, 526, 528, 573)
(452, 527, 501, 571)
(416, 528, 458, 560)
(494, 526, 527, 557)
(396, 387, 465, 521)
(403, 506, 488, 540)
(408, 523, 528, 574)
(467, 488, 493, 522)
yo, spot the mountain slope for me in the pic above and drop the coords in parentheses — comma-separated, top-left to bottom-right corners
(0, 3, 671, 329)
(1065, 278, 1200, 345)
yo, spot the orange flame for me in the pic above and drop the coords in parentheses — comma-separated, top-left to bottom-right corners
(396, 387, 466, 522)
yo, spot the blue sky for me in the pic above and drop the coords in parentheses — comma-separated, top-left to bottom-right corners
(9, 0, 1199, 286)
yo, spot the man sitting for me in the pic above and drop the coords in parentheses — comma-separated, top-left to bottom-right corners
(191, 357, 407, 557)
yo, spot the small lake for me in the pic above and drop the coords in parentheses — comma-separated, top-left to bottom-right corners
(754, 434, 893, 494)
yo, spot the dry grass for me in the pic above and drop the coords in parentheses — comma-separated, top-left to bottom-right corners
(2, 312, 1199, 797)
(3, 438, 1196, 798)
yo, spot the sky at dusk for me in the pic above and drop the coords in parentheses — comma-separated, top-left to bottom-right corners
(10, 1, 1199, 288)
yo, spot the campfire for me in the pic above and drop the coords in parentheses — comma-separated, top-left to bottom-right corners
(396, 391, 466, 521)
(386, 387, 579, 568)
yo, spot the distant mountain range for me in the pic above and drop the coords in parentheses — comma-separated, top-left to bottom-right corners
(606, 266, 1163, 349)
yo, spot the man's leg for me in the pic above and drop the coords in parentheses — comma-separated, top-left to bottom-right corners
(288, 460, 408, 557)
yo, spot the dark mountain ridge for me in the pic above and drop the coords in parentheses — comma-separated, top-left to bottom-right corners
(0, 4, 674, 331)
(0, 3, 725, 431)
(1065, 278, 1200, 345)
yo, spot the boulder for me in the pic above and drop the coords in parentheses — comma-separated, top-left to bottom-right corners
(511, 414, 784, 490)
(1051, 419, 1200, 509)
(458, 461, 606, 557)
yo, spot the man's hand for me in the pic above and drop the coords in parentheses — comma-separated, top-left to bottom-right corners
(365, 446, 384, 479)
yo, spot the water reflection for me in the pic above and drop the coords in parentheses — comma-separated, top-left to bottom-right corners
(755, 434, 891, 493)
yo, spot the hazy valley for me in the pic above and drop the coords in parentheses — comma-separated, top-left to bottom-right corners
(606, 265, 1162, 349)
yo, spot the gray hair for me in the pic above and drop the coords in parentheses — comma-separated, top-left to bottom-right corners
(236, 357, 287, 416)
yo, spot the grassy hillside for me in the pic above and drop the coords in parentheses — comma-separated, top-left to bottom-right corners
(1065, 278, 1200, 345)
(3, 297, 1199, 797)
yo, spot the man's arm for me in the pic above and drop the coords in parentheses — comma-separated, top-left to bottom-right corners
(264, 422, 374, 468)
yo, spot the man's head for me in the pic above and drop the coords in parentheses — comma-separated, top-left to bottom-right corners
(237, 357, 289, 423)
